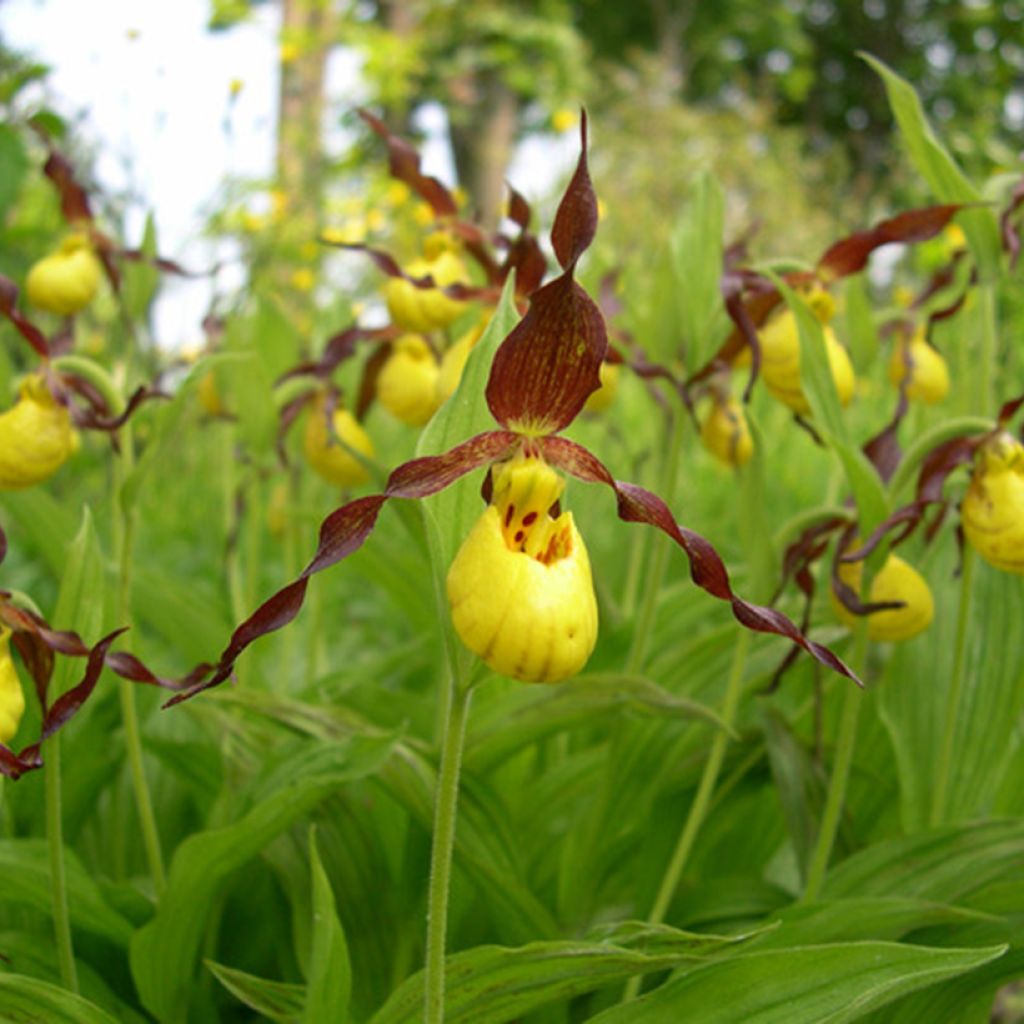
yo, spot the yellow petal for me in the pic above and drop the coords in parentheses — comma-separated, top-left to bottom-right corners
(26, 235, 102, 316)
(832, 553, 935, 641)
(303, 401, 375, 487)
(0, 375, 76, 490)
(0, 629, 25, 745)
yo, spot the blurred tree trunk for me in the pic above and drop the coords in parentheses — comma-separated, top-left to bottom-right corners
(449, 75, 519, 231)
(274, 0, 336, 324)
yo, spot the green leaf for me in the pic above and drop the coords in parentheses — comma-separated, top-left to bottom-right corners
(0, 124, 28, 219)
(862, 54, 1001, 279)
(879, 550, 1024, 830)
(207, 961, 306, 1023)
(771, 276, 848, 444)
(824, 820, 1024, 904)
(0, 487, 79, 576)
(671, 172, 728, 372)
(0, 840, 133, 946)
(841, 274, 879, 374)
(0, 931, 148, 1023)
(466, 673, 734, 772)
(0, 973, 120, 1023)
(121, 214, 161, 321)
(748, 897, 999, 950)
(768, 276, 889, 535)
(369, 930, 754, 1024)
(589, 942, 1006, 1023)
(303, 827, 351, 1023)
(130, 736, 394, 1022)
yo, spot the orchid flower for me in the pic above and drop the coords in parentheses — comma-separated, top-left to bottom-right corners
(160, 115, 857, 705)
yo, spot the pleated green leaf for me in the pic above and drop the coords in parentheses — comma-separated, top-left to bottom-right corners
(303, 827, 351, 1023)
(862, 54, 1001, 279)
(206, 961, 306, 1023)
(369, 929, 755, 1024)
(130, 736, 394, 1022)
(589, 942, 1006, 1024)
(0, 974, 120, 1024)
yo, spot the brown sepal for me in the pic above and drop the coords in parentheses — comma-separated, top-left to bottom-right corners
(0, 275, 49, 358)
(506, 183, 532, 231)
(1000, 178, 1024, 270)
(541, 436, 861, 686)
(550, 112, 597, 271)
(818, 204, 964, 279)
(41, 149, 93, 225)
(356, 108, 458, 218)
(486, 271, 606, 434)
(163, 430, 519, 705)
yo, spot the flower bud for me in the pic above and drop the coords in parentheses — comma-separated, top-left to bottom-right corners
(376, 335, 441, 426)
(700, 395, 753, 468)
(302, 397, 375, 487)
(582, 362, 620, 414)
(887, 328, 949, 404)
(0, 629, 25, 745)
(759, 289, 855, 414)
(832, 551, 934, 641)
(25, 234, 103, 316)
(385, 235, 468, 332)
(447, 455, 598, 682)
(962, 432, 1024, 574)
(0, 374, 76, 491)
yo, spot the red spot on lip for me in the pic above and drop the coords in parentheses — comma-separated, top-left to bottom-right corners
(504, 504, 515, 528)
(522, 511, 538, 526)
(514, 530, 525, 544)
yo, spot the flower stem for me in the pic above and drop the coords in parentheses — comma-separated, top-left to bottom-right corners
(930, 545, 975, 827)
(624, 629, 750, 1002)
(424, 678, 473, 1024)
(46, 733, 78, 993)
(114, 423, 166, 895)
(803, 625, 869, 903)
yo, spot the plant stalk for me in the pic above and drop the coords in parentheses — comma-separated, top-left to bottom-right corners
(46, 734, 78, 992)
(623, 629, 751, 1002)
(803, 624, 869, 902)
(114, 423, 166, 894)
(424, 678, 473, 1024)
(930, 545, 975, 827)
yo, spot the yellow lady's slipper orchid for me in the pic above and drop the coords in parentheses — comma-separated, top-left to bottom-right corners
(302, 397, 375, 487)
(759, 289, 855, 414)
(700, 395, 753, 468)
(0, 628, 25, 745)
(582, 362, 620, 414)
(447, 455, 598, 682)
(962, 432, 1024, 574)
(832, 552, 934, 641)
(385, 233, 468, 333)
(25, 234, 102, 316)
(376, 335, 441, 426)
(887, 328, 949, 404)
(0, 375, 76, 490)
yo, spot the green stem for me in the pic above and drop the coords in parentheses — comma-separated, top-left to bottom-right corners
(977, 282, 997, 416)
(930, 546, 975, 827)
(623, 630, 751, 1002)
(46, 734, 78, 992)
(113, 419, 166, 894)
(424, 679, 473, 1024)
(803, 626, 869, 902)
(625, 405, 687, 674)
